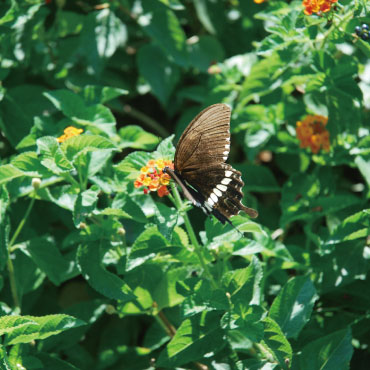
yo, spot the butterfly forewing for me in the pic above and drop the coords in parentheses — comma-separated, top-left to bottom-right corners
(175, 104, 231, 172)
(171, 103, 258, 223)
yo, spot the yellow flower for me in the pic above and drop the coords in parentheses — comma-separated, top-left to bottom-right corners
(57, 126, 83, 143)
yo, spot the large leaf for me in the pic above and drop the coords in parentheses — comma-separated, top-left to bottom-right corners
(77, 241, 136, 302)
(269, 276, 318, 339)
(137, 44, 180, 106)
(262, 317, 292, 370)
(2, 314, 85, 345)
(299, 328, 353, 370)
(156, 311, 225, 367)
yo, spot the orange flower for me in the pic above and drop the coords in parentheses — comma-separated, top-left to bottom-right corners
(57, 126, 83, 143)
(302, 0, 337, 15)
(254, 0, 267, 3)
(296, 115, 330, 153)
(134, 159, 173, 197)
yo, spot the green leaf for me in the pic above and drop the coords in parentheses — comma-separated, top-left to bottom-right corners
(82, 85, 128, 105)
(0, 164, 28, 185)
(0, 345, 12, 370)
(77, 241, 136, 302)
(222, 256, 263, 305)
(299, 328, 353, 370)
(44, 90, 117, 136)
(61, 135, 117, 162)
(115, 151, 151, 179)
(188, 35, 224, 72)
(37, 136, 74, 175)
(0, 186, 9, 270)
(157, 311, 225, 367)
(269, 276, 318, 339)
(137, 44, 180, 105)
(139, 6, 188, 67)
(118, 125, 159, 150)
(126, 226, 168, 271)
(355, 156, 370, 189)
(24, 236, 77, 286)
(262, 317, 292, 370)
(324, 209, 370, 246)
(73, 186, 99, 227)
(2, 314, 85, 345)
(240, 164, 280, 193)
(153, 203, 178, 241)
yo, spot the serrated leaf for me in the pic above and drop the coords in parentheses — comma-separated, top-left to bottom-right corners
(37, 136, 74, 174)
(77, 241, 136, 302)
(262, 317, 292, 370)
(61, 135, 117, 162)
(3, 314, 85, 345)
(0, 186, 9, 270)
(269, 276, 318, 339)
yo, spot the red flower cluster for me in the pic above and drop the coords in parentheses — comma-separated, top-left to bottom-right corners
(134, 159, 173, 197)
(302, 0, 338, 15)
(296, 115, 330, 154)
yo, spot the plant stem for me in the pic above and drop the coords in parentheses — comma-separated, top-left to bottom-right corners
(169, 182, 218, 289)
(123, 104, 169, 138)
(7, 194, 36, 310)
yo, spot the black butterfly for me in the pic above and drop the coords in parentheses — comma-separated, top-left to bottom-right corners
(163, 103, 258, 226)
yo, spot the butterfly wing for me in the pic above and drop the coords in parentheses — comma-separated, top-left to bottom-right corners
(174, 104, 258, 221)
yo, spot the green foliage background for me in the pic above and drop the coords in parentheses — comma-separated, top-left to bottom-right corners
(0, 0, 369, 369)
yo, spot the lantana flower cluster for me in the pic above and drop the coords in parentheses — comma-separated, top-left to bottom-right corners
(296, 115, 330, 154)
(134, 159, 173, 197)
(57, 126, 83, 143)
(302, 0, 337, 15)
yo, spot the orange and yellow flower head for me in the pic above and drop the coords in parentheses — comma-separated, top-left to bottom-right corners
(302, 0, 338, 15)
(296, 115, 330, 154)
(134, 159, 174, 197)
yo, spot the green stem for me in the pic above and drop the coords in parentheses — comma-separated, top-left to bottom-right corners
(63, 172, 80, 189)
(169, 182, 218, 289)
(7, 194, 36, 310)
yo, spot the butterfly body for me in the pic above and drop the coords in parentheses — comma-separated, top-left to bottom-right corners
(163, 103, 258, 225)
